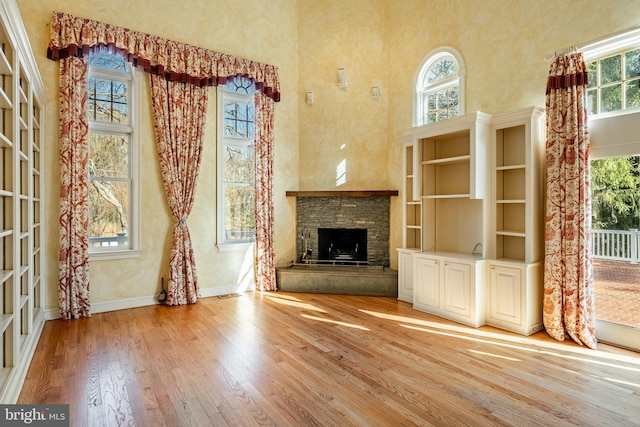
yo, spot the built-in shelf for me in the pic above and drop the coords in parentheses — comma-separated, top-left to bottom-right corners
(423, 194, 470, 199)
(0, 0, 46, 404)
(487, 106, 545, 336)
(422, 154, 470, 165)
(497, 164, 525, 171)
(0, 314, 12, 334)
(397, 107, 545, 336)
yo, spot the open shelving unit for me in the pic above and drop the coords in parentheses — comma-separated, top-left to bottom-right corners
(413, 112, 491, 257)
(495, 125, 528, 261)
(398, 112, 492, 327)
(397, 108, 545, 334)
(0, 0, 46, 403)
(400, 135, 421, 250)
(487, 106, 545, 335)
(398, 135, 420, 302)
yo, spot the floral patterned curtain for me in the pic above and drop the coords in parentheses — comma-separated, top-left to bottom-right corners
(255, 92, 276, 291)
(543, 52, 597, 349)
(58, 56, 91, 319)
(47, 11, 280, 101)
(48, 12, 281, 313)
(150, 75, 207, 304)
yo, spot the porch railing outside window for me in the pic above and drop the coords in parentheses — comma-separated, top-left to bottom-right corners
(591, 229, 640, 263)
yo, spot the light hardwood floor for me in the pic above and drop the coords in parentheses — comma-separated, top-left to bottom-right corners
(18, 292, 640, 426)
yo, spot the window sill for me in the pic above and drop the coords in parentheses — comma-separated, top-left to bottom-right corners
(89, 249, 141, 261)
(217, 242, 255, 252)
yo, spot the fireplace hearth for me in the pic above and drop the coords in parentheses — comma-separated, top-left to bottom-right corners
(279, 190, 398, 296)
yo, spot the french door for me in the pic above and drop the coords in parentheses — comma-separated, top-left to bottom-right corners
(591, 155, 640, 351)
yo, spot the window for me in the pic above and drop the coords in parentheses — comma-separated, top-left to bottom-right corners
(415, 47, 465, 125)
(217, 77, 256, 249)
(583, 26, 640, 116)
(586, 48, 640, 115)
(87, 49, 140, 258)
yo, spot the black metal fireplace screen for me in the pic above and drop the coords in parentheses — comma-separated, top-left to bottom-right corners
(317, 228, 367, 263)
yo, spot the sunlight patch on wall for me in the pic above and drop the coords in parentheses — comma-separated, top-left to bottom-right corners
(336, 159, 347, 186)
(235, 243, 255, 291)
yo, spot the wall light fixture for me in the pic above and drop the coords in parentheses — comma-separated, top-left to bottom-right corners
(337, 67, 347, 88)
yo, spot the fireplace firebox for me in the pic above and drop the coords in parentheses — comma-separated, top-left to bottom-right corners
(318, 228, 367, 263)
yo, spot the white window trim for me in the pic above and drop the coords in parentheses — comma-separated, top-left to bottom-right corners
(414, 46, 466, 126)
(582, 26, 640, 63)
(216, 86, 256, 252)
(88, 63, 142, 261)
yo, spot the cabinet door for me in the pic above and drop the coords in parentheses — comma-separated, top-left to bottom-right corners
(442, 261, 471, 318)
(398, 251, 414, 303)
(413, 256, 439, 311)
(488, 265, 522, 325)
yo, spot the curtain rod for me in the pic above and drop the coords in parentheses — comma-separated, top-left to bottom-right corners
(543, 24, 640, 62)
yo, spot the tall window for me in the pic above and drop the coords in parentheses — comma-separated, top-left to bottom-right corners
(87, 49, 139, 257)
(415, 47, 465, 125)
(217, 77, 256, 248)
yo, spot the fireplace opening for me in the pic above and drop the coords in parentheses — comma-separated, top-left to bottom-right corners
(318, 228, 367, 263)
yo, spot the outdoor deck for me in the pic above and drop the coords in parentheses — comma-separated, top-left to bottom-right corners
(593, 258, 640, 328)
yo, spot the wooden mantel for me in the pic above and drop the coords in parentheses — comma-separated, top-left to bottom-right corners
(286, 190, 398, 197)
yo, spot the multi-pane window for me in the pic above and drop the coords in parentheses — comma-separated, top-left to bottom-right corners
(87, 50, 138, 254)
(218, 77, 256, 246)
(416, 50, 464, 125)
(586, 48, 640, 115)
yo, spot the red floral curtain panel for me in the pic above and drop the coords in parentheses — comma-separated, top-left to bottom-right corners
(255, 92, 276, 291)
(544, 53, 597, 349)
(58, 56, 91, 319)
(150, 75, 207, 304)
(48, 11, 282, 314)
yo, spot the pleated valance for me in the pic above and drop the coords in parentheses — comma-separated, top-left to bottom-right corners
(47, 11, 281, 101)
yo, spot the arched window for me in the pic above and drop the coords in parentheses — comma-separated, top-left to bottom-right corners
(415, 47, 465, 125)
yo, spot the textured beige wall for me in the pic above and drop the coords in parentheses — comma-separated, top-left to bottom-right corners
(18, 0, 299, 310)
(297, 0, 391, 190)
(382, 0, 640, 268)
(14, 0, 640, 311)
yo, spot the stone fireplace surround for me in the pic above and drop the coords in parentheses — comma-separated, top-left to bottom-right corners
(290, 190, 396, 266)
(277, 191, 398, 296)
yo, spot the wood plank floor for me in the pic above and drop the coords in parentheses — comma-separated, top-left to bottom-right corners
(18, 292, 640, 426)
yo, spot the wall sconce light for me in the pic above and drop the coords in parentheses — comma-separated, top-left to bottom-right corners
(372, 86, 380, 99)
(306, 92, 314, 105)
(337, 67, 347, 88)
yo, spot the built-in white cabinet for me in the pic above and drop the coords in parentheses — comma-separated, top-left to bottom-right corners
(413, 253, 439, 311)
(486, 107, 544, 335)
(397, 248, 417, 303)
(0, 0, 46, 403)
(405, 112, 491, 326)
(397, 108, 544, 336)
(486, 260, 543, 335)
(413, 252, 485, 328)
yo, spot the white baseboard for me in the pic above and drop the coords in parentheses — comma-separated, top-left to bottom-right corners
(44, 283, 256, 320)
